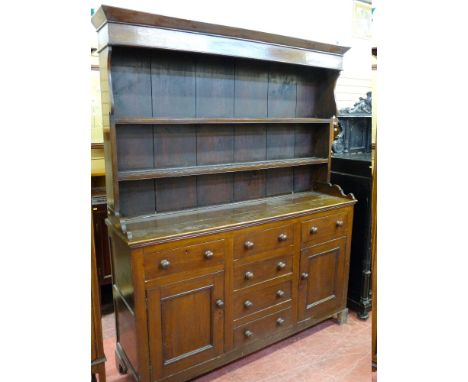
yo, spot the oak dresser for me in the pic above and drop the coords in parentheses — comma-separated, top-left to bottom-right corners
(92, 6, 356, 382)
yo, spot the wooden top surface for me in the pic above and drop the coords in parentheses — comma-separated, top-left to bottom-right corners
(116, 191, 355, 247)
(92, 5, 349, 56)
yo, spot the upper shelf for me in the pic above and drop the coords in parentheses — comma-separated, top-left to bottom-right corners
(115, 118, 333, 125)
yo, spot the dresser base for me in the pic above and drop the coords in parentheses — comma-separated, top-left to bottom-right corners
(117, 308, 347, 382)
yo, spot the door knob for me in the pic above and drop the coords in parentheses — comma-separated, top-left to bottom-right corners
(204, 250, 214, 259)
(301, 272, 309, 280)
(276, 317, 285, 326)
(215, 299, 224, 308)
(244, 329, 253, 338)
(276, 290, 285, 298)
(277, 261, 286, 270)
(310, 226, 318, 234)
(336, 220, 344, 227)
(160, 259, 170, 269)
(278, 233, 288, 241)
(244, 241, 254, 250)
(244, 271, 254, 280)
(244, 300, 254, 308)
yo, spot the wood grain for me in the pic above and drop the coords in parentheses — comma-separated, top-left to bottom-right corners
(151, 51, 196, 118)
(234, 60, 268, 117)
(112, 48, 152, 118)
(196, 56, 234, 117)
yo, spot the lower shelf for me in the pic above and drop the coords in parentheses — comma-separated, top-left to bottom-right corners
(118, 157, 329, 181)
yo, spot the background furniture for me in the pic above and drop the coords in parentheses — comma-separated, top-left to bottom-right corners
(92, 143, 112, 288)
(92, 190, 112, 286)
(92, 6, 355, 382)
(92, 213, 106, 382)
(371, 45, 377, 370)
(331, 97, 372, 320)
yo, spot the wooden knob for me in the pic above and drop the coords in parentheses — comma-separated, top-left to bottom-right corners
(244, 241, 254, 250)
(244, 300, 254, 308)
(160, 259, 170, 269)
(245, 271, 254, 280)
(276, 317, 285, 326)
(277, 261, 286, 270)
(301, 272, 309, 280)
(336, 220, 344, 227)
(278, 233, 288, 242)
(244, 330, 253, 338)
(204, 250, 214, 259)
(310, 226, 318, 234)
(215, 299, 224, 308)
(276, 290, 285, 298)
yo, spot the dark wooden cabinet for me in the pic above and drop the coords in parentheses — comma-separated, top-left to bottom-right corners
(331, 113, 372, 319)
(92, 6, 356, 382)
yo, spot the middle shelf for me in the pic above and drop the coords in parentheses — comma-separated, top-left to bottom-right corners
(118, 157, 329, 181)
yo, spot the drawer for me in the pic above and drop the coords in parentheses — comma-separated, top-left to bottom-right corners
(144, 240, 225, 280)
(233, 252, 293, 291)
(234, 223, 294, 260)
(233, 279, 291, 320)
(234, 307, 292, 347)
(301, 211, 348, 246)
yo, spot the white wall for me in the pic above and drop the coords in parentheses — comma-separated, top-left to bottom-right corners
(91, 0, 372, 110)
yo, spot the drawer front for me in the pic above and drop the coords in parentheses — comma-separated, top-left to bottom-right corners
(301, 211, 348, 246)
(144, 240, 225, 280)
(234, 307, 292, 347)
(234, 223, 294, 260)
(233, 279, 291, 320)
(233, 253, 293, 291)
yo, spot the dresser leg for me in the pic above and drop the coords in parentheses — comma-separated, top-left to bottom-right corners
(335, 308, 349, 325)
(358, 306, 370, 320)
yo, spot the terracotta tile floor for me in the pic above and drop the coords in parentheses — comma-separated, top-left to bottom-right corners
(101, 309, 373, 382)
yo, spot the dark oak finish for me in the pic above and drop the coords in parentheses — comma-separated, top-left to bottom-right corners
(92, 7, 355, 382)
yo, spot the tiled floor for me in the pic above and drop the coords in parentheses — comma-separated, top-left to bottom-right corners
(101, 310, 373, 382)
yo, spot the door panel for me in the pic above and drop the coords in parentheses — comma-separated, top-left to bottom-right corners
(147, 271, 224, 379)
(298, 238, 347, 321)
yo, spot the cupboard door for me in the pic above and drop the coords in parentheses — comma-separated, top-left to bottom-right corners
(298, 238, 347, 321)
(147, 271, 224, 379)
